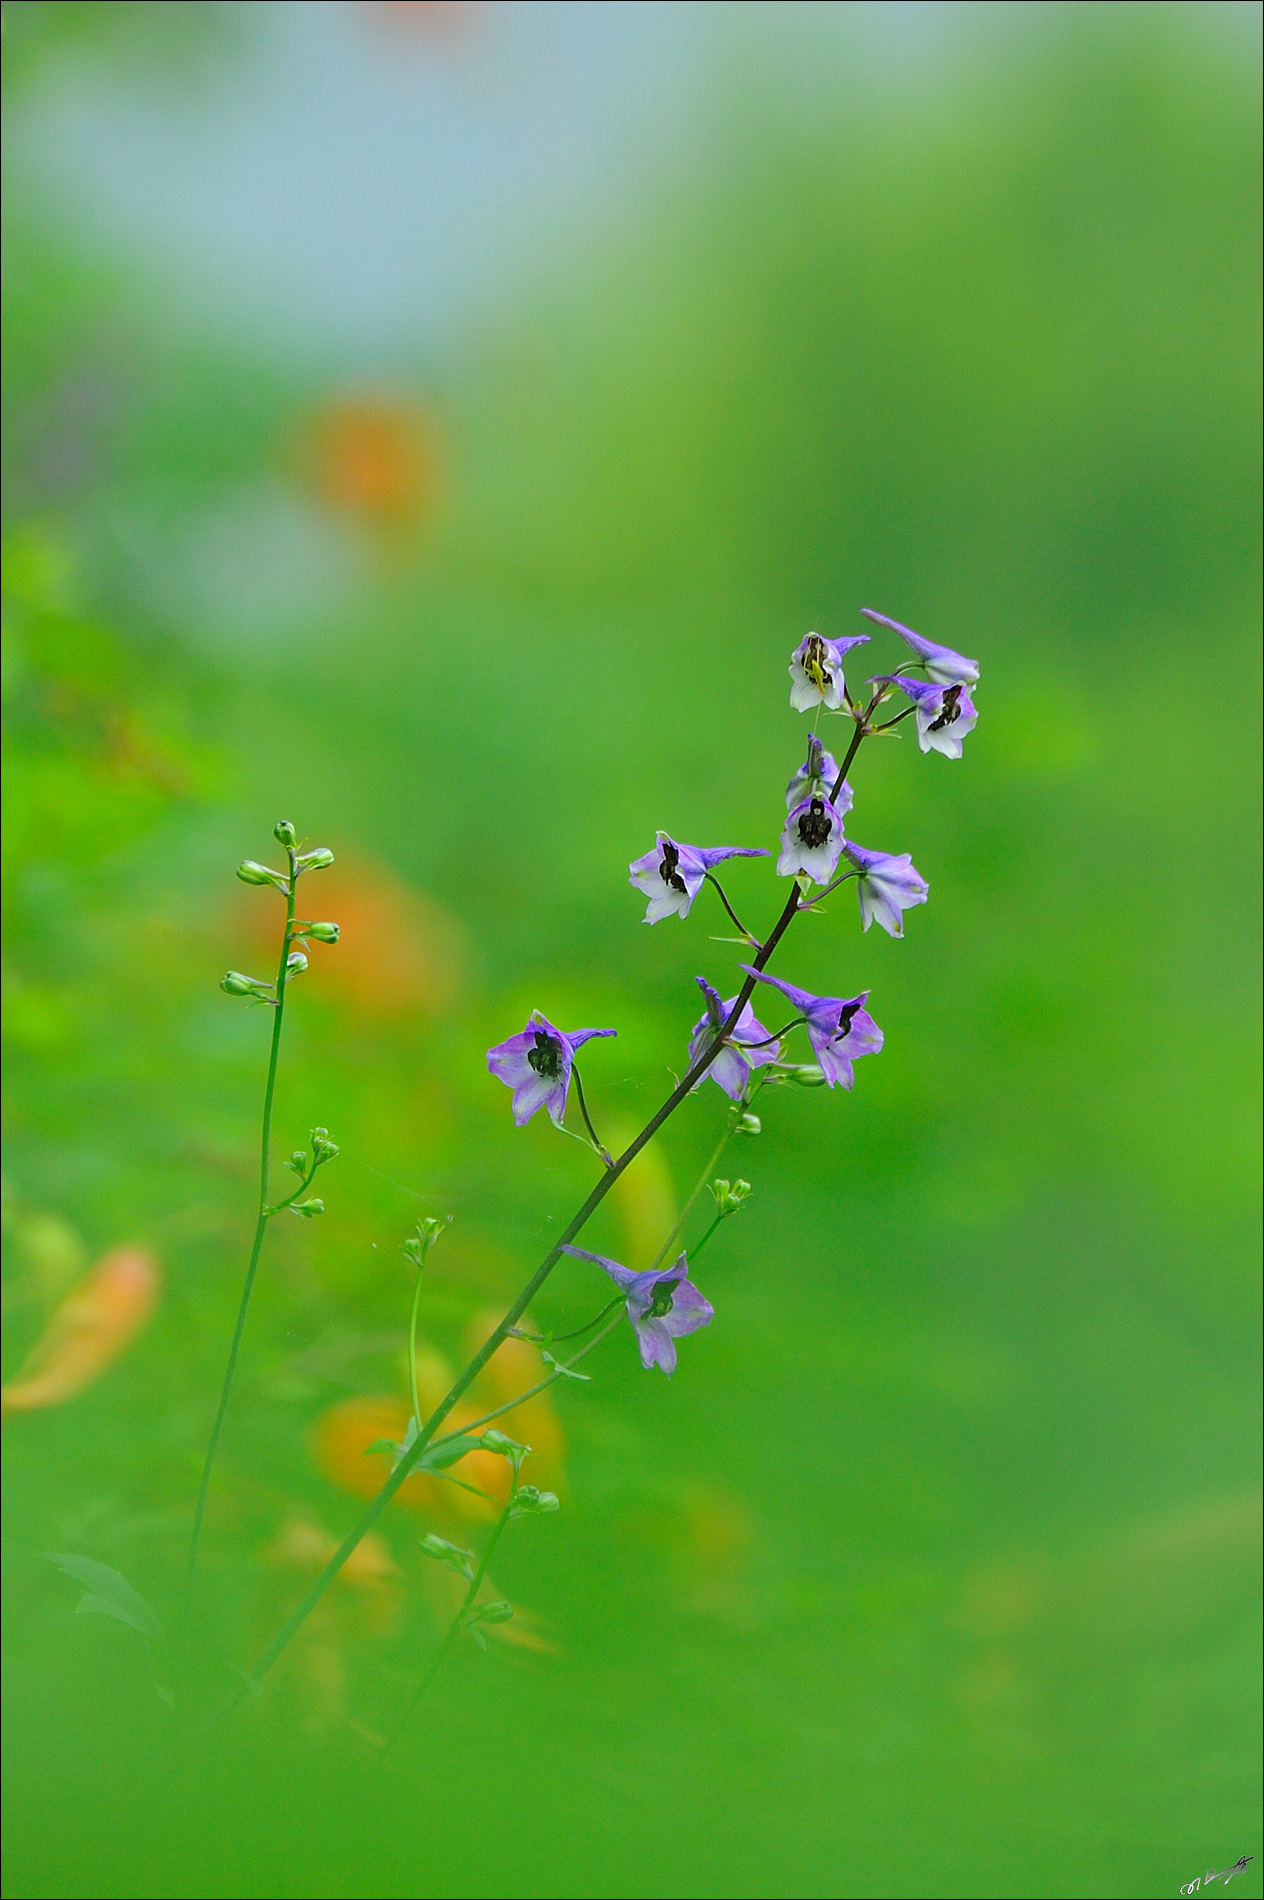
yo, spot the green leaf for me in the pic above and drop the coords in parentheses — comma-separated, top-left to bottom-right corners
(413, 1433, 482, 1472)
(44, 1553, 164, 1646)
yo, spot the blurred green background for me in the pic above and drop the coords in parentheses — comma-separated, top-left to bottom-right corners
(2, 4, 1260, 1896)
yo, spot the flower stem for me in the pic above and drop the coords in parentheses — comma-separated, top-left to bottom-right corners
(704, 873, 760, 947)
(408, 1262, 425, 1430)
(686, 1210, 726, 1263)
(224, 729, 878, 1710)
(184, 851, 296, 1635)
(646, 1115, 738, 1273)
(570, 1063, 612, 1166)
(387, 1478, 518, 1749)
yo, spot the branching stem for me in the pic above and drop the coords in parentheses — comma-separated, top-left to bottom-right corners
(221, 720, 882, 1713)
(184, 850, 296, 1635)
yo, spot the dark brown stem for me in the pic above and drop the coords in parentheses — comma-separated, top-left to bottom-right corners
(226, 735, 873, 1709)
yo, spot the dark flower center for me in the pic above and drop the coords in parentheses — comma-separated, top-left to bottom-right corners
(927, 684, 963, 732)
(658, 839, 688, 895)
(646, 1278, 679, 1320)
(527, 1030, 564, 1078)
(832, 1001, 862, 1042)
(797, 796, 833, 850)
(802, 634, 833, 693)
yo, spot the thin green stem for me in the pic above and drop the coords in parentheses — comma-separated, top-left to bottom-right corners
(387, 1478, 519, 1749)
(686, 1210, 726, 1263)
(512, 1292, 626, 1347)
(646, 1115, 738, 1273)
(408, 1263, 425, 1429)
(184, 852, 296, 1631)
(225, 731, 878, 1710)
(704, 873, 760, 946)
(570, 1064, 612, 1166)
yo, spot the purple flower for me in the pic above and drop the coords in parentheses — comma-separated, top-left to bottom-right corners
(785, 732, 854, 813)
(487, 1011, 615, 1127)
(560, 1246, 713, 1375)
(859, 608, 979, 687)
(741, 967, 883, 1088)
(841, 841, 929, 937)
(788, 631, 870, 712)
(629, 833, 767, 924)
(869, 673, 978, 759)
(778, 793, 847, 885)
(688, 977, 781, 1101)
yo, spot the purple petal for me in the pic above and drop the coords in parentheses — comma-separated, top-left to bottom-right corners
(661, 1279, 714, 1338)
(633, 1316, 678, 1374)
(559, 1244, 640, 1292)
(693, 845, 769, 869)
(564, 1026, 617, 1051)
(859, 608, 979, 686)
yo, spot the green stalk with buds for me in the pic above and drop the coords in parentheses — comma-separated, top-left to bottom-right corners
(183, 822, 340, 1635)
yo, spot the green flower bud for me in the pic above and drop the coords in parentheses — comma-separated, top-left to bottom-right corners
(220, 970, 273, 999)
(296, 847, 335, 871)
(710, 1177, 731, 1205)
(736, 1112, 762, 1136)
(285, 1151, 308, 1177)
(274, 820, 298, 848)
(510, 1486, 560, 1518)
(310, 1127, 339, 1161)
(237, 861, 287, 889)
(303, 921, 340, 943)
(479, 1429, 529, 1462)
(782, 1063, 827, 1087)
(462, 1600, 513, 1626)
(285, 950, 308, 978)
(291, 1197, 324, 1218)
(419, 1534, 475, 1579)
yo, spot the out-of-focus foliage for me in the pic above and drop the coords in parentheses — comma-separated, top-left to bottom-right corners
(2, 5, 1259, 1898)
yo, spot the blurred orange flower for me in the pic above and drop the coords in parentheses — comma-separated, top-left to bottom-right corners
(242, 857, 465, 1021)
(300, 393, 441, 536)
(312, 1322, 564, 1520)
(2, 1246, 160, 1417)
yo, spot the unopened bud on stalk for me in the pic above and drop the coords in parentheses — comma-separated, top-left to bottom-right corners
(237, 861, 286, 889)
(285, 1151, 308, 1177)
(285, 950, 308, 978)
(220, 970, 273, 999)
(291, 1198, 324, 1218)
(311, 1127, 339, 1161)
(274, 820, 298, 848)
(480, 1429, 529, 1463)
(783, 1063, 827, 1087)
(510, 1486, 560, 1517)
(403, 1215, 446, 1266)
(302, 921, 340, 944)
(711, 1177, 752, 1215)
(736, 1111, 762, 1136)
(296, 847, 334, 872)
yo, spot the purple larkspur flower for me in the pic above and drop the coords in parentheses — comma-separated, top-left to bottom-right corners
(778, 792, 847, 884)
(629, 833, 768, 924)
(859, 608, 979, 687)
(740, 967, 883, 1088)
(785, 732, 854, 813)
(841, 841, 929, 937)
(688, 977, 781, 1101)
(560, 1245, 713, 1375)
(788, 631, 870, 712)
(486, 1010, 615, 1127)
(869, 673, 978, 759)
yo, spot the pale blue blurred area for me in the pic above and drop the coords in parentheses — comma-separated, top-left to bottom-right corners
(18, 1, 1255, 367)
